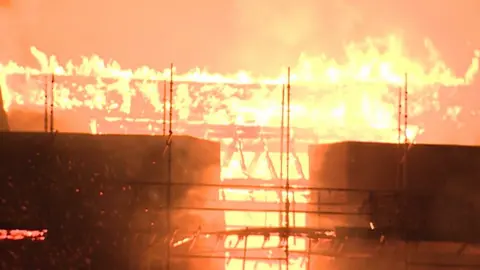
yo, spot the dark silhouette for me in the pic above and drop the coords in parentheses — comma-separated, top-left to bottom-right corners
(0, 85, 9, 131)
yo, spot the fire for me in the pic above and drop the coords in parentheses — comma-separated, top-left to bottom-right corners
(0, 229, 47, 241)
(0, 35, 479, 269)
(0, 35, 478, 141)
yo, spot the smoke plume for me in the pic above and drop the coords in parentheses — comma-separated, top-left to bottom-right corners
(0, 0, 478, 75)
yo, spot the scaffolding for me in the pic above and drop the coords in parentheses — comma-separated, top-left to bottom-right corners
(123, 67, 401, 270)
(37, 68, 480, 270)
(43, 73, 55, 133)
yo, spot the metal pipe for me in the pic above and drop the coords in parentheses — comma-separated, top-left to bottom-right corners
(397, 86, 403, 190)
(285, 67, 291, 269)
(163, 80, 167, 136)
(403, 73, 408, 190)
(166, 63, 174, 270)
(169, 65, 174, 134)
(129, 180, 398, 193)
(279, 84, 285, 225)
(404, 73, 408, 145)
(397, 86, 402, 145)
(44, 76, 48, 132)
(242, 235, 248, 270)
(306, 238, 312, 270)
(403, 73, 408, 269)
(50, 74, 55, 133)
(171, 254, 289, 261)
(153, 206, 370, 216)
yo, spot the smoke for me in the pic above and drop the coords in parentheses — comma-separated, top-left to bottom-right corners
(1, 0, 479, 138)
(0, 0, 479, 75)
(230, 0, 364, 68)
(0, 0, 40, 65)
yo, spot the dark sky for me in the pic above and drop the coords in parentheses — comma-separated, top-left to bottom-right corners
(0, 0, 479, 76)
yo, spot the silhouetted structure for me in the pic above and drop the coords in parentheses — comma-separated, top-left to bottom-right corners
(4, 69, 480, 269)
(0, 132, 222, 269)
(309, 141, 480, 268)
(0, 86, 9, 130)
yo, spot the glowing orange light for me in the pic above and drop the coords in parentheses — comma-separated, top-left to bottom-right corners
(1, 35, 479, 270)
(0, 229, 48, 241)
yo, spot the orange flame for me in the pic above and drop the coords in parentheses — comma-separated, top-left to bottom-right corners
(0, 229, 47, 241)
(0, 35, 478, 143)
(1, 35, 479, 269)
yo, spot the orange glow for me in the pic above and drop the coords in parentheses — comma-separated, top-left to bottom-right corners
(0, 229, 47, 241)
(1, 36, 478, 143)
(1, 35, 479, 269)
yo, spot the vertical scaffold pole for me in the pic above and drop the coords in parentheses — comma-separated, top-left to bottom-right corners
(50, 74, 55, 133)
(242, 235, 249, 270)
(44, 76, 48, 132)
(166, 63, 174, 270)
(403, 73, 408, 189)
(163, 80, 167, 136)
(279, 84, 285, 225)
(397, 87, 402, 145)
(396, 86, 403, 189)
(285, 67, 291, 270)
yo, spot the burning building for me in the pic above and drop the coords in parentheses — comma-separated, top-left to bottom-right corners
(0, 132, 223, 269)
(1, 36, 480, 269)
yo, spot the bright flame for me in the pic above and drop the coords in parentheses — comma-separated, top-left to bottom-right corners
(0, 35, 479, 269)
(0, 229, 47, 241)
(0, 35, 478, 142)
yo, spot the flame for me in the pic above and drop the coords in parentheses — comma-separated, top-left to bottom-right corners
(0, 35, 478, 142)
(0, 229, 47, 241)
(1, 35, 479, 269)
